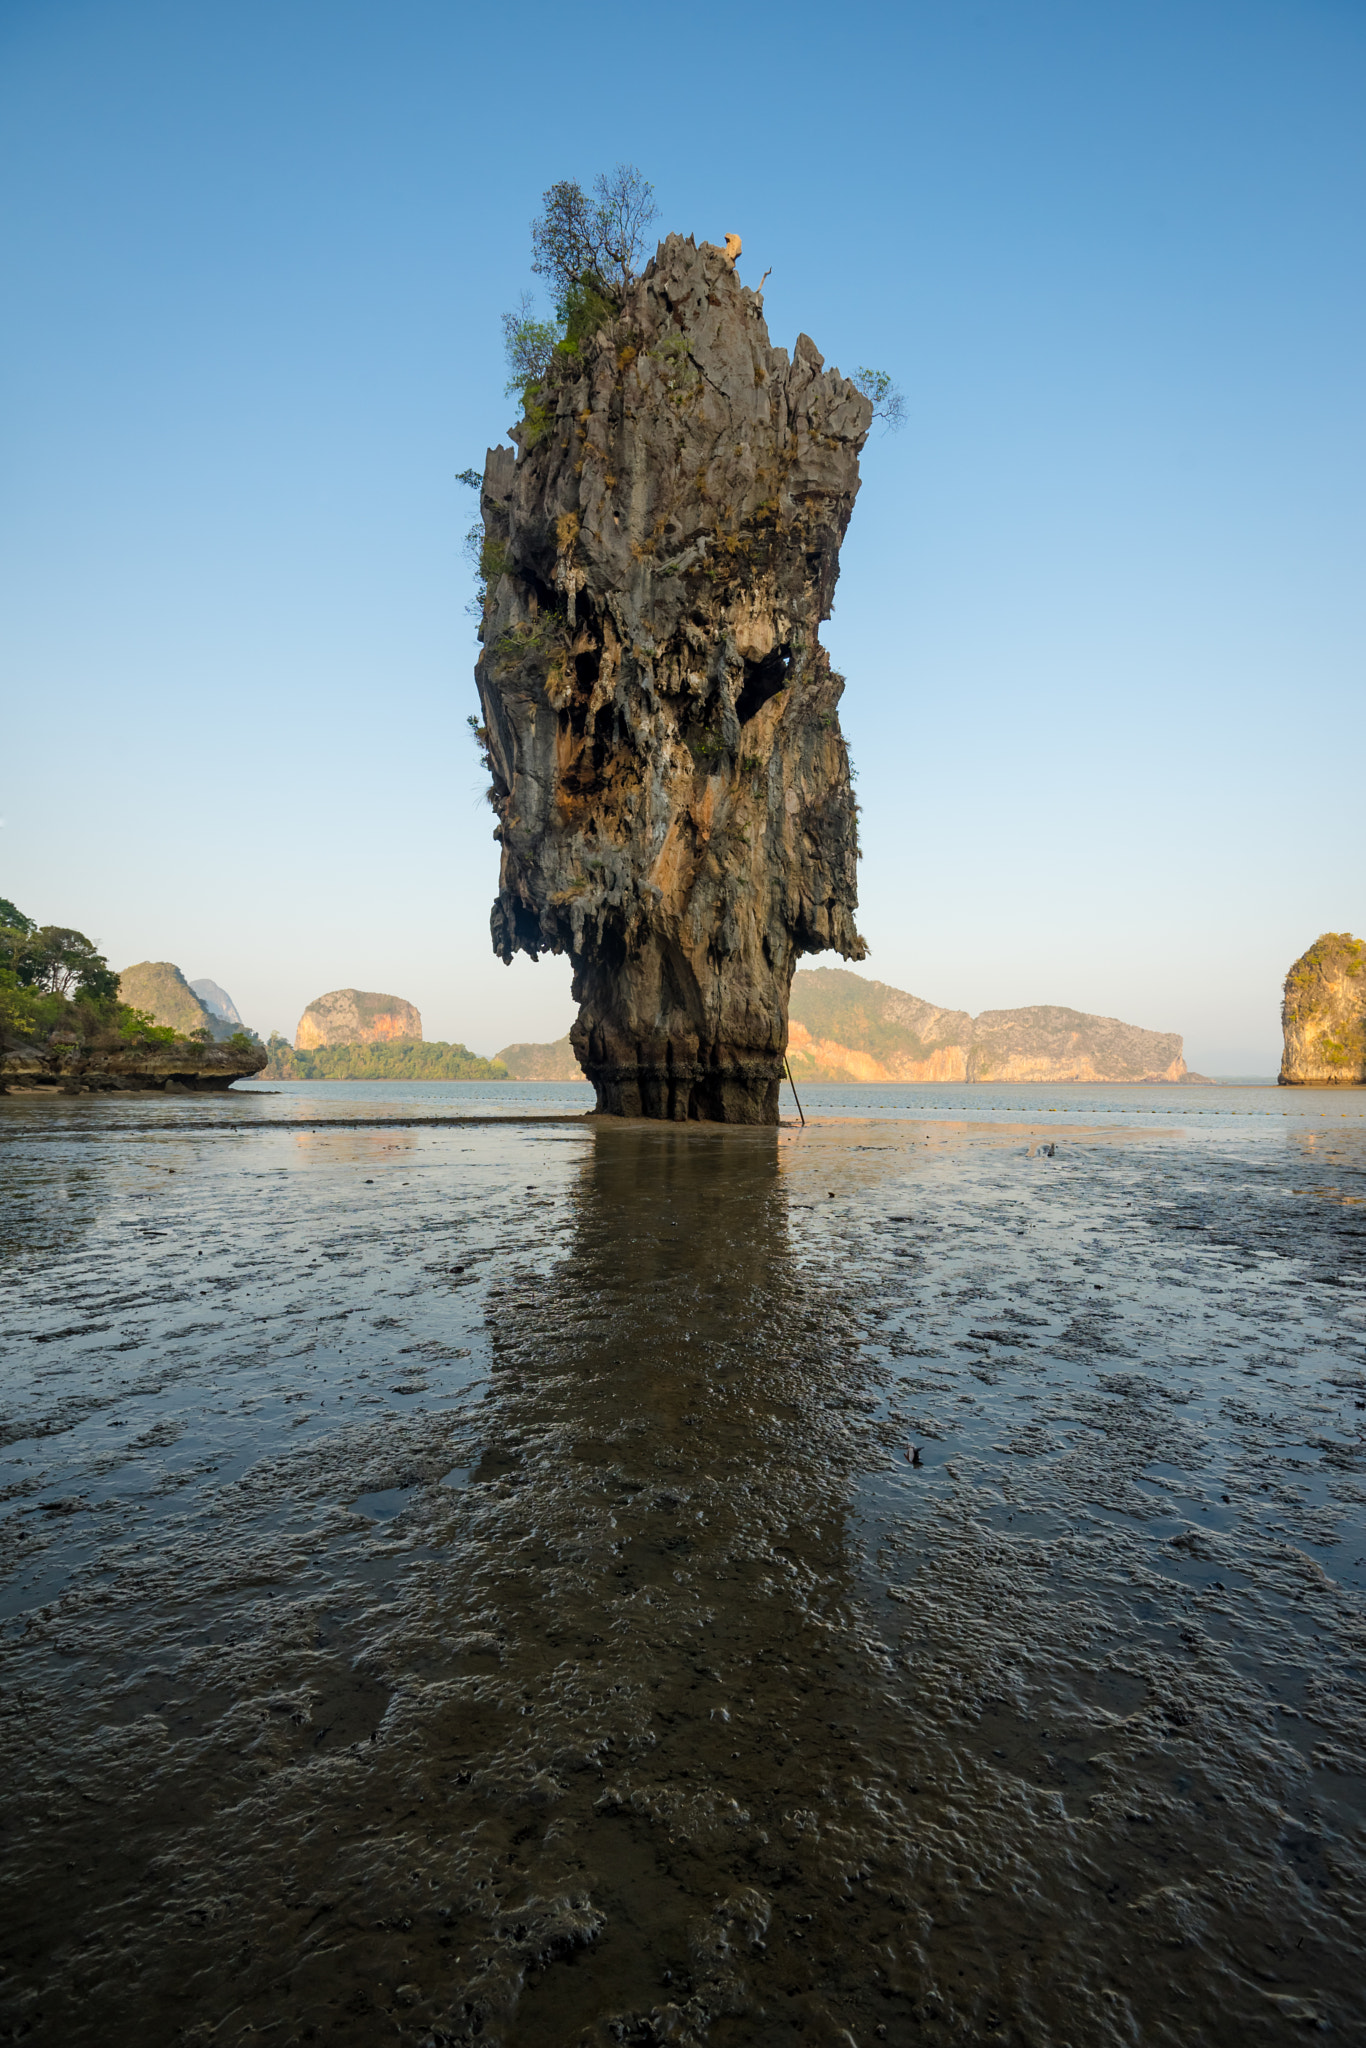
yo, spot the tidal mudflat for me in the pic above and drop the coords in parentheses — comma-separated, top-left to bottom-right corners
(1, 1089, 1364, 2045)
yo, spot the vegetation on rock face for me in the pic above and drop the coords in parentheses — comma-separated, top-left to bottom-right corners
(484, 169, 661, 548)
(1280, 933, 1366, 1085)
(501, 295, 561, 398)
(116, 961, 218, 1039)
(263, 1036, 506, 1081)
(1283, 932, 1365, 1015)
(493, 1034, 584, 1081)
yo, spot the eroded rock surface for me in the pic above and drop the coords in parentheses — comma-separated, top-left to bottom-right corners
(0, 1040, 266, 1093)
(475, 235, 871, 1122)
(1281, 932, 1366, 1085)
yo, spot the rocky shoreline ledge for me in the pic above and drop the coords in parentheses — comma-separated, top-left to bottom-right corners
(1, 1041, 268, 1094)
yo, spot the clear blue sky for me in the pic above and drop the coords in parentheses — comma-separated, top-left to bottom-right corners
(2, 0, 1362, 1070)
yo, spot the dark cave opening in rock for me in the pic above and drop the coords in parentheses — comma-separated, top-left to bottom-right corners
(736, 647, 790, 724)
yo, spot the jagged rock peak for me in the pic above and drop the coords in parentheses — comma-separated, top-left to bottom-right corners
(475, 233, 872, 1123)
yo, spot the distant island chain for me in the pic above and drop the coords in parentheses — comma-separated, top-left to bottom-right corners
(2, 896, 1362, 1092)
(258, 975, 1203, 1084)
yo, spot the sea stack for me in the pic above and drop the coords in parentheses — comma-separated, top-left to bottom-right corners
(474, 234, 870, 1123)
(1280, 933, 1366, 1085)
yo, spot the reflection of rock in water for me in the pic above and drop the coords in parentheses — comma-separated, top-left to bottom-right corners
(447, 1124, 884, 2039)
(421, 1129, 1366, 2045)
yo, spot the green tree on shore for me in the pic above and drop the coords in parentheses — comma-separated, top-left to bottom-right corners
(1, 897, 185, 1047)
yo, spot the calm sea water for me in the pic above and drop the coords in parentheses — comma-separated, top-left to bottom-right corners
(2, 1082, 1363, 2043)
(101, 1069, 1366, 1132)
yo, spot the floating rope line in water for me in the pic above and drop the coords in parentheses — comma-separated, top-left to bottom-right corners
(784, 1057, 805, 1126)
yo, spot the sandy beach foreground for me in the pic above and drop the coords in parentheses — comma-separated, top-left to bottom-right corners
(1, 1092, 1364, 2044)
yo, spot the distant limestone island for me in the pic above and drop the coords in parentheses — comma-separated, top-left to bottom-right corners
(1280, 933, 1366, 1085)
(294, 988, 423, 1050)
(487, 972, 1204, 1086)
(496, 1035, 581, 1080)
(264, 989, 508, 1080)
(785, 970, 1200, 1084)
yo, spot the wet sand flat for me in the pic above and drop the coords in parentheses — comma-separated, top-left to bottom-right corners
(1, 1095, 1364, 2045)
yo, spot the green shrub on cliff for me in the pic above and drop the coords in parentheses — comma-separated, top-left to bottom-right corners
(1284, 932, 1365, 1019)
(117, 1007, 180, 1045)
(501, 294, 559, 396)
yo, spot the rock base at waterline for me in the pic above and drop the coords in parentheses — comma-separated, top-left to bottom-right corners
(1, 1042, 268, 1094)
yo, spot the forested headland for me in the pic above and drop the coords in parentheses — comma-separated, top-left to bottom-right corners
(0, 897, 254, 1054)
(263, 1036, 507, 1081)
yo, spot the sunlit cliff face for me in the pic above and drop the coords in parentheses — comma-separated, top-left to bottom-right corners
(1280, 931, 1366, 1085)
(294, 990, 423, 1049)
(475, 235, 871, 1123)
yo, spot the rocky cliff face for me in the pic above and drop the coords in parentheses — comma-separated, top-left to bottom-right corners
(190, 978, 243, 1028)
(787, 969, 1189, 1083)
(475, 234, 871, 1123)
(967, 1006, 1186, 1084)
(1280, 933, 1366, 1085)
(294, 990, 422, 1050)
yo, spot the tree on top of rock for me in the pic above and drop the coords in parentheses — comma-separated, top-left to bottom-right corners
(499, 167, 657, 402)
(531, 165, 658, 310)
